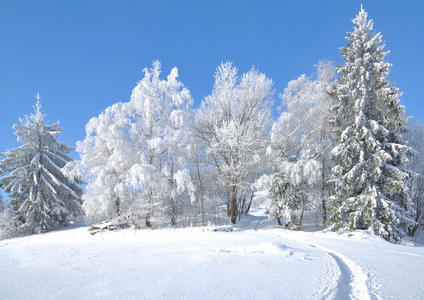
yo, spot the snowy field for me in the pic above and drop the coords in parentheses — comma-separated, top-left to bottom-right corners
(0, 209, 423, 300)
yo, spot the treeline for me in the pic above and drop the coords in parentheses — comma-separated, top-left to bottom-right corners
(0, 7, 423, 242)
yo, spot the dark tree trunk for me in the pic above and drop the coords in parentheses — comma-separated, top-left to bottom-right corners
(240, 197, 246, 217)
(245, 191, 254, 215)
(230, 185, 238, 224)
(320, 128, 327, 226)
(169, 196, 177, 227)
(321, 197, 327, 226)
(145, 216, 151, 228)
(195, 162, 205, 225)
(226, 187, 231, 217)
(411, 224, 419, 236)
(146, 189, 153, 228)
(170, 215, 176, 227)
(299, 192, 305, 230)
(115, 197, 120, 216)
(277, 217, 283, 226)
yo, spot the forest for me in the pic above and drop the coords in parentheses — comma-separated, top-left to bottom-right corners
(0, 7, 423, 244)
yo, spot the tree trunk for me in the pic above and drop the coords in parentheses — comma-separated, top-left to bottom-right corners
(277, 217, 282, 226)
(145, 215, 151, 228)
(321, 196, 327, 226)
(146, 189, 153, 228)
(226, 187, 231, 217)
(411, 197, 422, 236)
(170, 215, 176, 227)
(115, 197, 120, 216)
(320, 126, 327, 226)
(246, 190, 254, 215)
(230, 185, 238, 224)
(299, 192, 305, 230)
(195, 162, 205, 225)
(170, 198, 177, 227)
(411, 224, 419, 236)
(238, 193, 246, 220)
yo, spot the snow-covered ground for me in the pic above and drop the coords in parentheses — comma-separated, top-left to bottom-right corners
(0, 209, 423, 300)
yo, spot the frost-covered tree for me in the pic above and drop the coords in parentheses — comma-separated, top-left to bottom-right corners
(269, 160, 320, 229)
(0, 95, 82, 234)
(193, 62, 273, 224)
(328, 7, 416, 241)
(270, 172, 299, 227)
(0, 202, 23, 239)
(63, 101, 132, 223)
(314, 62, 337, 224)
(269, 62, 334, 228)
(403, 120, 424, 235)
(67, 61, 195, 227)
(184, 131, 222, 226)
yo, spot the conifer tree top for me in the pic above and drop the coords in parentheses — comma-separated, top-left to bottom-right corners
(354, 4, 370, 30)
(33, 92, 43, 123)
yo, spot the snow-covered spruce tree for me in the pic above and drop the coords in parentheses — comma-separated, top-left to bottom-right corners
(328, 7, 416, 241)
(0, 96, 82, 234)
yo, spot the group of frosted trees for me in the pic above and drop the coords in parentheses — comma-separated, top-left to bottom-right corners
(1, 7, 423, 242)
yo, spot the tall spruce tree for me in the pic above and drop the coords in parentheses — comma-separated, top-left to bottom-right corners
(328, 6, 416, 241)
(0, 95, 82, 234)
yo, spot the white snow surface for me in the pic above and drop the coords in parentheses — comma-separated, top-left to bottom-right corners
(0, 209, 423, 300)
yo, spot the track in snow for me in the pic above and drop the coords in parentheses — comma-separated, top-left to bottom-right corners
(310, 243, 372, 300)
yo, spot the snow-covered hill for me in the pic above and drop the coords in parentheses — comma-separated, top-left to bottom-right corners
(0, 209, 423, 300)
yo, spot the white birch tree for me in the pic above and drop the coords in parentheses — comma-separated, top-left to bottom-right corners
(269, 62, 335, 228)
(193, 62, 273, 224)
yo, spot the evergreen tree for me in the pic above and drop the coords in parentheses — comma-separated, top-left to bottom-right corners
(0, 95, 82, 234)
(328, 7, 416, 241)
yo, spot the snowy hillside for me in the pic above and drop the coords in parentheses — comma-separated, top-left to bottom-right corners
(1, 209, 423, 300)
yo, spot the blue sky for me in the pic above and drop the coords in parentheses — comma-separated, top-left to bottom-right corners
(1, 0, 423, 154)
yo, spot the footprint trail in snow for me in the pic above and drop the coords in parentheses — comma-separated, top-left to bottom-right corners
(310, 243, 372, 300)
